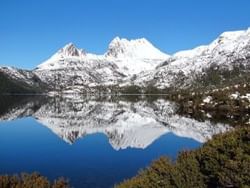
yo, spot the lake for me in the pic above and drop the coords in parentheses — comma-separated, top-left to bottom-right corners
(0, 95, 230, 188)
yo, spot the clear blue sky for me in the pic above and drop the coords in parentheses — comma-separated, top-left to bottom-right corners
(1, 0, 250, 69)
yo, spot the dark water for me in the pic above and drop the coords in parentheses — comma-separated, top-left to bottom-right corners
(0, 95, 230, 188)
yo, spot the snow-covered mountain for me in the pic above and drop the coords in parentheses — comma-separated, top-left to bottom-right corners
(32, 37, 168, 91)
(34, 43, 125, 91)
(1, 28, 250, 93)
(37, 43, 87, 70)
(131, 28, 250, 89)
(0, 96, 230, 150)
(105, 37, 169, 75)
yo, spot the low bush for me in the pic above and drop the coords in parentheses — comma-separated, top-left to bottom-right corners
(0, 172, 70, 188)
(116, 127, 250, 188)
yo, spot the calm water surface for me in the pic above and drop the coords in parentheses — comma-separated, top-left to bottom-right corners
(0, 95, 230, 188)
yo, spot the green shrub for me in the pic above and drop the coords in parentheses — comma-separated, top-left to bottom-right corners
(116, 127, 250, 188)
(0, 172, 70, 188)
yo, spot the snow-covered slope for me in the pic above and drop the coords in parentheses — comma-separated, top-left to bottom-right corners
(37, 43, 86, 70)
(1, 67, 39, 86)
(2, 28, 250, 92)
(35, 28, 250, 91)
(105, 37, 169, 75)
(34, 43, 125, 90)
(0, 96, 230, 149)
(106, 37, 168, 59)
(33, 38, 169, 90)
(0, 66, 46, 92)
(132, 28, 250, 89)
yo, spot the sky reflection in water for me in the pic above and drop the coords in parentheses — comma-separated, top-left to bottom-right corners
(0, 96, 229, 188)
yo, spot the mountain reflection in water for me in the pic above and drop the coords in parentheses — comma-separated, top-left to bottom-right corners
(0, 95, 230, 149)
(0, 95, 231, 188)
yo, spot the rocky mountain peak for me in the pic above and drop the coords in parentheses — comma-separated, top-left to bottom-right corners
(57, 43, 86, 57)
(106, 37, 169, 59)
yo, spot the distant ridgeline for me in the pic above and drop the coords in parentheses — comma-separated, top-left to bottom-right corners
(0, 28, 250, 94)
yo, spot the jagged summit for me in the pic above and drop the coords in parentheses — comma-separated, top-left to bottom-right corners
(36, 43, 87, 70)
(35, 37, 169, 75)
(57, 42, 86, 57)
(106, 36, 169, 59)
(108, 37, 150, 47)
(103, 36, 169, 75)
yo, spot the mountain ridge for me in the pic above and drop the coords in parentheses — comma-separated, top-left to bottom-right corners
(129, 28, 250, 90)
(36, 37, 169, 76)
(1, 28, 250, 93)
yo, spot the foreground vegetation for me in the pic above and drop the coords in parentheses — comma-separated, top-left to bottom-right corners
(116, 127, 250, 188)
(0, 172, 69, 188)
